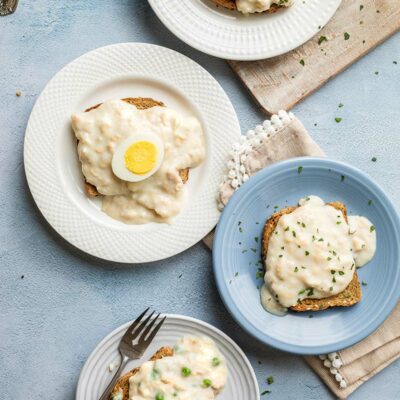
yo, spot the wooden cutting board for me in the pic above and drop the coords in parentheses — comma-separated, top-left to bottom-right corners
(229, 0, 400, 115)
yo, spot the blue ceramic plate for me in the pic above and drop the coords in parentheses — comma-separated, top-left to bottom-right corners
(213, 158, 400, 355)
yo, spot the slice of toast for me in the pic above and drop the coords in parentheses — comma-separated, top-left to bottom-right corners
(80, 97, 189, 197)
(261, 202, 362, 312)
(210, 0, 282, 13)
(110, 347, 174, 400)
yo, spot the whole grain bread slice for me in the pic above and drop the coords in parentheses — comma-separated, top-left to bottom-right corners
(210, 0, 282, 12)
(80, 97, 189, 197)
(110, 346, 173, 400)
(261, 202, 362, 312)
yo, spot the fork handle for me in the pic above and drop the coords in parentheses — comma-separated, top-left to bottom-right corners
(99, 355, 129, 400)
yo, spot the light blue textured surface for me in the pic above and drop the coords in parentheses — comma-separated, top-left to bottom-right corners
(0, 1, 399, 399)
(214, 157, 400, 354)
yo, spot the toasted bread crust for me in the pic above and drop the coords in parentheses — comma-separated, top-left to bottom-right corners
(110, 346, 174, 400)
(210, 0, 281, 12)
(261, 202, 362, 312)
(80, 97, 189, 197)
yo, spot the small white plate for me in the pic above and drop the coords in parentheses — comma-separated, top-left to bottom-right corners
(76, 314, 259, 399)
(24, 43, 240, 263)
(148, 0, 341, 60)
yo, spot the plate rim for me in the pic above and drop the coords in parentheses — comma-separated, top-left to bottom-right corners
(76, 313, 260, 399)
(213, 157, 400, 355)
(148, 0, 342, 60)
(23, 42, 240, 263)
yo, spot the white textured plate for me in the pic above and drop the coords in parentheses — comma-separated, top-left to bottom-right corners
(148, 0, 341, 60)
(76, 314, 259, 399)
(24, 43, 240, 263)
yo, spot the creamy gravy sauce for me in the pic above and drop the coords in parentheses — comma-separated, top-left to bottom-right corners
(260, 283, 287, 316)
(236, 0, 293, 14)
(128, 336, 227, 400)
(71, 100, 205, 224)
(263, 196, 376, 310)
(348, 216, 376, 267)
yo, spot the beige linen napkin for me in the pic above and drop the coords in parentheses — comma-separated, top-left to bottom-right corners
(204, 111, 400, 399)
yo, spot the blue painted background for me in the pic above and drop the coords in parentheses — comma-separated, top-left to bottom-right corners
(0, 1, 399, 398)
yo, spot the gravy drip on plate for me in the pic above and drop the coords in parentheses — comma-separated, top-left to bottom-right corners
(128, 336, 227, 400)
(71, 100, 205, 224)
(263, 196, 376, 311)
(236, 0, 293, 14)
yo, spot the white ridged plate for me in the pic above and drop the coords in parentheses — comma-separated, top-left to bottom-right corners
(76, 315, 259, 399)
(148, 0, 341, 60)
(24, 43, 240, 263)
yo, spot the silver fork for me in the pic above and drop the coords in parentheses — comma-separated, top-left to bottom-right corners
(99, 309, 166, 400)
(0, 0, 19, 16)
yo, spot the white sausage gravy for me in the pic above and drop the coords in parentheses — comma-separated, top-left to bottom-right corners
(71, 100, 205, 224)
(236, 0, 294, 14)
(261, 196, 376, 315)
(127, 336, 227, 400)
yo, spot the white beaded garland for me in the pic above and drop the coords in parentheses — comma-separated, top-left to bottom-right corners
(335, 373, 342, 382)
(330, 367, 337, 375)
(216, 111, 293, 209)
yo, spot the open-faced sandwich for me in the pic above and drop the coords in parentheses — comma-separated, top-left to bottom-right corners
(260, 196, 376, 315)
(211, 0, 294, 14)
(71, 98, 205, 225)
(110, 335, 228, 400)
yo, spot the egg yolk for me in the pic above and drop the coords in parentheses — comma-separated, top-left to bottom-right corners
(124, 141, 157, 175)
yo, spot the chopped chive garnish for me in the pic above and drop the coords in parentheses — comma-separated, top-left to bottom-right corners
(335, 117, 342, 123)
(299, 59, 305, 66)
(181, 367, 191, 377)
(344, 32, 350, 40)
(266, 376, 274, 385)
(212, 357, 220, 367)
(298, 166, 303, 173)
(318, 36, 328, 45)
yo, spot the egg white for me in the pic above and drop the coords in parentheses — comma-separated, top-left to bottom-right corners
(111, 134, 164, 182)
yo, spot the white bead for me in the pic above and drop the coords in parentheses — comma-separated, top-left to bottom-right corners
(255, 125, 263, 133)
(246, 129, 255, 138)
(239, 165, 246, 174)
(243, 174, 249, 182)
(339, 380, 347, 389)
(227, 160, 235, 169)
(228, 169, 236, 178)
(278, 110, 287, 119)
(251, 138, 261, 146)
(218, 203, 224, 211)
(266, 126, 275, 135)
(328, 353, 336, 361)
(319, 355, 327, 360)
(335, 373, 342, 382)
(330, 367, 337, 375)
(271, 114, 280, 124)
(288, 112, 295, 119)
(332, 359, 342, 369)
(262, 120, 272, 128)
(323, 360, 332, 368)
(231, 179, 239, 188)
(259, 132, 268, 140)
(240, 155, 247, 163)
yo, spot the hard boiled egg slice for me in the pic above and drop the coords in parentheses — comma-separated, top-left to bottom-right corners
(111, 134, 164, 182)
